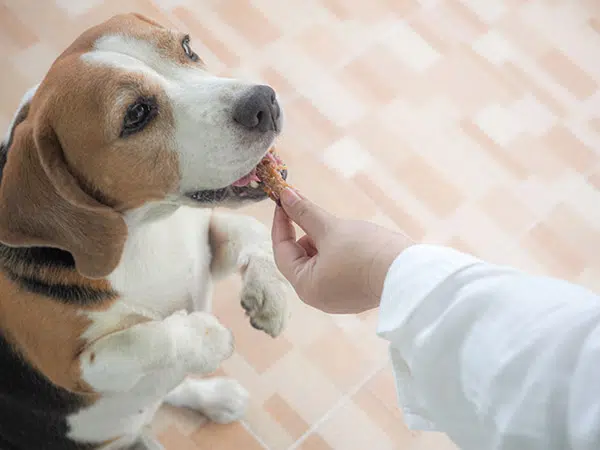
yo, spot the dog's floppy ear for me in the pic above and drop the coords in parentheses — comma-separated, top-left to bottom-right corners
(0, 97, 127, 279)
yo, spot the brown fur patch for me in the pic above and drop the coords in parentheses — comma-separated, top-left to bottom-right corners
(0, 272, 99, 396)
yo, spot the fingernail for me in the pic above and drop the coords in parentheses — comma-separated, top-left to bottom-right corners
(281, 188, 301, 207)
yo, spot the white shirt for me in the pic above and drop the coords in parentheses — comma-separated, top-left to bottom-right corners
(377, 245, 600, 450)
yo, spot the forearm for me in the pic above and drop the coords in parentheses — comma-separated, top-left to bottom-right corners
(209, 212, 271, 279)
(377, 245, 600, 450)
(209, 211, 291, 337)
(79, 318, 181, 393)
(79, 311, 233, 393)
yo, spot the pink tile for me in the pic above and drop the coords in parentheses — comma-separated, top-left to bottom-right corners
(304, 326, 378, 390)
(0, 4, 38, 50)
(159, 425, 202, 450)
(394, 154, 465, 218)
(521, 222, 587, 280)
(298, 433, 333, 450)
(263, 394, 310, 439)
(542, 125, 598, 173)
(539, 49, 598, 100)
(214, 1, 279, 48)
(192, 422, 265, 450)
(173, 7, 240, 68)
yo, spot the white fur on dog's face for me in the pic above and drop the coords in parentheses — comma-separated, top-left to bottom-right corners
(82, 34, 281, 202)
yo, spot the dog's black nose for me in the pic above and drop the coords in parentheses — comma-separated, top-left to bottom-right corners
(233, 85, 279, 132)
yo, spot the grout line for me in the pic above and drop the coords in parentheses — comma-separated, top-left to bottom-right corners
(286, 363, 387, 450)
(241, 419, 272, 450)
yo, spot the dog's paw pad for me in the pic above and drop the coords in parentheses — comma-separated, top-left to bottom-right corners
(241, 274, 291, 337)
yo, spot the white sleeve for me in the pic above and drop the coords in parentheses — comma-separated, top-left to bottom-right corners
(377, 244, 600, 450)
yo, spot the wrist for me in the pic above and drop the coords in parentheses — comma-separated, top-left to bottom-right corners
(367, 233, 412, 305)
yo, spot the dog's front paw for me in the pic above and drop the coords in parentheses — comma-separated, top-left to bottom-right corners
(165, 377, 248, 424)
(241, 259, 292, 337)
(167, 311, 234, 374)
(199, 378, 249, 424)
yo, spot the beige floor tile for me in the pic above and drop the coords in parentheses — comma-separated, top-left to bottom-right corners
(191, 422, 266, 450)
(1, 0, 600, 449)
(296, 433, 333, 450)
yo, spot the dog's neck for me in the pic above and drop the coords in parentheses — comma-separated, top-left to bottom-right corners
(124, 200, 181, 228)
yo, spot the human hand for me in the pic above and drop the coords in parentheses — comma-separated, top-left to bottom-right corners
(271, 188, 413, 314)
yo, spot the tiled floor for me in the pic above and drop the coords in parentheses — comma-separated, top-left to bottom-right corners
(1, 0, 600, 449)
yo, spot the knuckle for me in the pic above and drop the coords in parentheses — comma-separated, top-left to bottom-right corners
(293, 201, 310, 220)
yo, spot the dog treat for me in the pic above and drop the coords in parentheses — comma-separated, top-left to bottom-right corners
(256, 148, 290, 203)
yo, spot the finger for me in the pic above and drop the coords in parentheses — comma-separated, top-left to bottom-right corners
(271, 206, 310, 281)
(297, 235, 318, 258)
(279, 188, 334, 242)
(271, 204, 296, 245)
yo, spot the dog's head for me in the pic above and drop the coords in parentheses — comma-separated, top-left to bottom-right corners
(0, 13, 283, 279)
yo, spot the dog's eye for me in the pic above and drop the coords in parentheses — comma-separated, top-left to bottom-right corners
(182, 35, 199, 62)
(121, 99, 157, 137)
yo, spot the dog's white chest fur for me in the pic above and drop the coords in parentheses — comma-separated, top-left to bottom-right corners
(110, 206, 214, 316)
(68, 207, 214, 445)
(83, 207, 214, 340)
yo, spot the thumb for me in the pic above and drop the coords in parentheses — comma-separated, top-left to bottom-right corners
(280, 188, 333, 240)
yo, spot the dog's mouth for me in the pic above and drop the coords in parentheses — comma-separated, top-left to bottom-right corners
(186, 150, 287, 204)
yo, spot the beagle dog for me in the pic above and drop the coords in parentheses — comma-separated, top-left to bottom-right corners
(0, 13, 292, 450)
